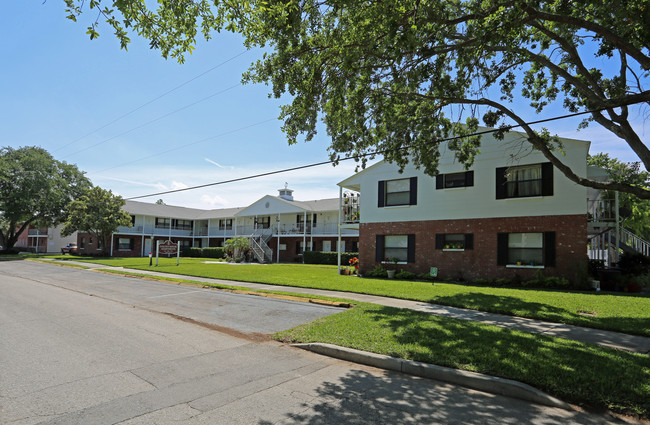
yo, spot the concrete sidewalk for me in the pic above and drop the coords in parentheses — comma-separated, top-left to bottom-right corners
(46, 258, 650, 355)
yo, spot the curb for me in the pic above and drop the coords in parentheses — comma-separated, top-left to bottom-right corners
(293, 343, 570, 410)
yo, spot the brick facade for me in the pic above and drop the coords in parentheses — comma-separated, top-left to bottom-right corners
(360, 214, 587, 281)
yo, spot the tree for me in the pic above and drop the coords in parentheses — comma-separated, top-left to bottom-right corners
(64, 0, 650, 198)
(61, 186, 133, 256)
(0, 146, 90, 252)
(588, 153, 650, 240)
(224, 236, 250, 260)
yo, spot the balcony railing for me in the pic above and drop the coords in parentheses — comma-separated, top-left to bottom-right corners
(588, 199, 615, 222)
(115, 222, 358, 237)
(27, 229, 48, 236)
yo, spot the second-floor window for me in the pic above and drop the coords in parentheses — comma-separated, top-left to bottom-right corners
(219, 219, 232, 230)
(378, 177, 418, 207)
(155, 218, 170, 229)
(436, 171, 474, 189)
(172, 219, 193, 231)
(496, 163, 553, 199)
(255, 216, 271, 229)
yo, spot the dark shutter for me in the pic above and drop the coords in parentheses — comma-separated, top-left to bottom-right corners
(541, 162, 554, 196)
(496, 167, 507, 199)
(296, 215, 300, 224)
(407, 234, 416, 262)
(464, 233, 474, 250)
(436, 174, 444, 190)
(378, 181, 385, 207)
(129, 238, 135, 250)
(465, 170, 474, 187)
(435, 234, 444, 249)
(497, 233, 508, 265)
(375, 235, 385, 262)
(409, 177, 418, 205)
(544, 232, 556, 266)
(313, 214, 317, 226)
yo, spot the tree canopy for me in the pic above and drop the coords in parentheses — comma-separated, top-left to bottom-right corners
(61, 186, 133, 255)
(0, 146, 90, 252)
(64, 0, 650, 198)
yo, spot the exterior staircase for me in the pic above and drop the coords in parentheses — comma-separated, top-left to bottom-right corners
(588, 225, 650, 266)
(250, 228, 273, 263)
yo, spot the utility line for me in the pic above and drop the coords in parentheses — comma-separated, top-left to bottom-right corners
(125, 106, 609, 201)
(63, 83, 242, 160)
(90, 117, 276, 174)
(53, 50, 249, 154)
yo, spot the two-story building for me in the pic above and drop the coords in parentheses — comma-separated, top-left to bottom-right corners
(78, 187, 359, 262)
(337, 130, 598, 281)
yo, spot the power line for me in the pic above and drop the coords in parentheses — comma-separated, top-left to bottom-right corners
(54, 50, 249, 154)
(63, 83, 242, 160)
(90, 117, 276, 174)
(125, 107, 605, 201)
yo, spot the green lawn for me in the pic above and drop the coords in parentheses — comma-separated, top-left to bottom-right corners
(50, 256, 650, 336)
(275, 304, 650, 418)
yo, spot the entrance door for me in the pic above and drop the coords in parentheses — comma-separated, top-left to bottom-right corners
(144, 238, 152, 256)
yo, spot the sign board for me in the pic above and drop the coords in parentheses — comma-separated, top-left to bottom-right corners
(430, 267, 438, 277)
(158, 240, 178, 255)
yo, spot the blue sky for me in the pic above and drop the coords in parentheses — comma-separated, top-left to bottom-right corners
(1, 2, 646, 209)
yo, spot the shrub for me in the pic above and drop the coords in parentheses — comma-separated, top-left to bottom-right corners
(364, 265, 388, 278)
(395, 270, 417, 280)
(588, 259, 606, 279)
(181, 247, 225, 259)
(618, 252, 650, 276)
(302, 251, 359, 265)
(416, 272, 436, 282)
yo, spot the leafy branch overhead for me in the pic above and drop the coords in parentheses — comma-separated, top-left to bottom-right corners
(64, 0, 650, 198)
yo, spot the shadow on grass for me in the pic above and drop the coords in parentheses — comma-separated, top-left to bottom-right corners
(258, 367, 623, 425)
(429, 292, 650, 336)
(357, 306, 650, 418)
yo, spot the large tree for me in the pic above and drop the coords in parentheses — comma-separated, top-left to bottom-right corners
(61, 186, 133, 256)
(0, 146, 90, 252)
(64, 0, 650, 198)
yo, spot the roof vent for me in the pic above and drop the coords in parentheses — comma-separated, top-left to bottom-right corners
(278, 183, 294, 201)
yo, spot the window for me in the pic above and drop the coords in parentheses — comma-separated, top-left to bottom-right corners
(80, 237, 85, 249)
(89, 238, 93, 245)
(436, 171, 474, 189)
(255, 216, 271, 229)
(178, 240, 192, 248)
(172, 219, 193, 231)
(322, 240, 332, 252)
(296, 241, 312, 254)
(378, 177, 417, 207)
(435, 234, 473, 250)
(118, 238, 134, 251)
(375, 234, 415, 263)
(496, 163, 553, 199)
(219, 219, 232, 230)
(130, 215, 136, 226)
(155, 217, 170, 229)
(97, 239, 103, 250)
(497, 232, 555, 266)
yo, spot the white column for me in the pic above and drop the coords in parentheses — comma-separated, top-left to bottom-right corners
(337, 186, 342, 273)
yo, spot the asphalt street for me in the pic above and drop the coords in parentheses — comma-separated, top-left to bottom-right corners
(0, 261, 629, 424)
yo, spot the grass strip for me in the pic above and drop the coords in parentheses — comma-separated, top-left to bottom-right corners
(28, 258, 91, 269)
(58, 257, 650, 337)
(95, 268, 355, 307)
(275, 303, 650, 418)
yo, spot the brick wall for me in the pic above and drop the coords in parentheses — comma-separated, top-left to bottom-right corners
(360, 214, 587, 281)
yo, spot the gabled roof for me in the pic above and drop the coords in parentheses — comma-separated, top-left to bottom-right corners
(235, 195, 339, 217)
(124, 200, 207, 220)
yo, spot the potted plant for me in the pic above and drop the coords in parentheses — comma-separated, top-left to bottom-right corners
(386, 257, 399, 278)
(349, 257, 359, 275)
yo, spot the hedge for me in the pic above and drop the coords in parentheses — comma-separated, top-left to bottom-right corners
(303, 251, 359, 265)
(181, 247, 226, 258)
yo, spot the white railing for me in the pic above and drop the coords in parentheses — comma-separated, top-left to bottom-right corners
(115, 223, 358, 237)
(587, 199, 615, 222)
(27, 229, 48, 236)
(621, 228, 650, 256)
(342, 191, 360, 224)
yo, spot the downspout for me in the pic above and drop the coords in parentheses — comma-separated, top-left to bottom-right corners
(277, 214, 281, 263)
(110, 233, 114, 257)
